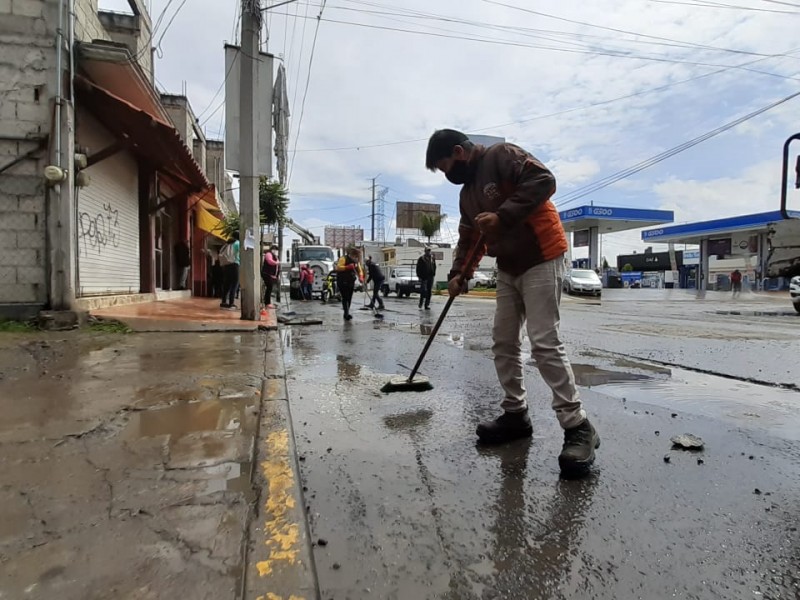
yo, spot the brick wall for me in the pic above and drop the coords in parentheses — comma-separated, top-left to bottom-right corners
(0, 0, 57, 307)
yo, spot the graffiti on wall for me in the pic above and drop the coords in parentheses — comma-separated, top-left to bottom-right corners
(78, 202, 121, 257)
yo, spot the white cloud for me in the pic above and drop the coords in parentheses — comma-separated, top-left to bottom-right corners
(653, 160, 783, 223)
(147, 0, 800, 252)
(549, 157, 601, 188)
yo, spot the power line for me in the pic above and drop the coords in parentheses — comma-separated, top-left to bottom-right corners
(554, 89, 800, 206)
(283, 12, 800, 82)
(338, 0, 790, 60)
(196, 48, 239, 120)
(648, 0, 800, 13)
(152, 0, 189, 58)
(288, 0, 327, 183)
(292, 47, 798, 152)
(482, 0, 798, 48)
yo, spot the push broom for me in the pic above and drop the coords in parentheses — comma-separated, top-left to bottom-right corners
(381, 235, 485, 393)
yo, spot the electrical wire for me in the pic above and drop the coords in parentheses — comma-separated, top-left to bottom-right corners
(554, 90, 800, 206)
(339, 0, 791, 60)
(283, 13, 800, 83)
(196, 48, 239, 120)
(152, 0, 189, 58)
(648, 0, 800, 14)
(290, 0, 312, 121)
(288, 0, 326, 183)
(293, 46, 799, 153)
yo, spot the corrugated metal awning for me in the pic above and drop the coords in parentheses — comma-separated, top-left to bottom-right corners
(76, 75, 209, 192)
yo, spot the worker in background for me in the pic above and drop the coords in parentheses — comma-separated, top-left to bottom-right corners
(261, 244, 280, 308)
(416, 247, 437, 310)
(336, 247, 364, 321)
(365, 256, 386, 310)
(299, 263, 314, 301)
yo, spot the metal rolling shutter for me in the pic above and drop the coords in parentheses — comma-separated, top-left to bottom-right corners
(77, 123, 140, 296)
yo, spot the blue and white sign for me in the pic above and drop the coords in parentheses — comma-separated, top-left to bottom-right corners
(560, 205, 674, 223)
(683, 250, 700, 265)
(621, 271, 643, 287)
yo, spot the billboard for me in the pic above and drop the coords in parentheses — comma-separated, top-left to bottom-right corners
(573, 230, 589, 248)
(324, 226, 364, 249)
(396, 202, 441, 230)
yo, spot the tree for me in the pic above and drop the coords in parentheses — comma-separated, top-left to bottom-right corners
(418, 213, 446, 244)
(259, 177, 289, 229)
(602, 257, 609, 270)
(216, 213, 240, 241)
(622, 263, 634, 272)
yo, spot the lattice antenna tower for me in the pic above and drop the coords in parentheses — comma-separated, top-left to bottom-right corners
(376, 187, 387, 244)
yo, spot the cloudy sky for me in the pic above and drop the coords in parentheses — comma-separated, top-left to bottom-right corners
(108, 0, 800, 261)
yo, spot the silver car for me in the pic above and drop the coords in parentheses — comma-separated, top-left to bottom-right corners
(564, 269, 602, 297)
(790, 275, 800, 314)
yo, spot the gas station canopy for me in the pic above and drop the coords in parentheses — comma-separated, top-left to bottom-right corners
(559, 205, 675, 233)
(640, 210, 800, 245)
(558, 205, 674, 270)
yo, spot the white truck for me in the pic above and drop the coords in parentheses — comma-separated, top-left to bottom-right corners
(285, 219, 337, 300)
(771, 133, 800, 313)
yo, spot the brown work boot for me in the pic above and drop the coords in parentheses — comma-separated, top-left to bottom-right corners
(476, 411, 533, 445)
(558, 419, 600, 473)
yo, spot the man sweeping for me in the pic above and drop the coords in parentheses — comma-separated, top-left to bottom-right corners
(425, 129, 600, 472)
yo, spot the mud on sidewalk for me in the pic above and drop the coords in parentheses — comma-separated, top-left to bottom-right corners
(0, 328, 315, 600)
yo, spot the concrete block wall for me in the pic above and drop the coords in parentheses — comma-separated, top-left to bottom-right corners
(0, 0, 57, 308)
(75, 0, 153, 78)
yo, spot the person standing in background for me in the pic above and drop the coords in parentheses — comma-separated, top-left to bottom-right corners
(416, 247, 437, 310)
(262, 244, 281, 308)
(219, 231, 240, 309)
(299, 263, 314, 301)
(365, 256, 386, 310)
(174, 240, 191, 290)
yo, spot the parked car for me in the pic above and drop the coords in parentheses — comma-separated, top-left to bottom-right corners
(564, 269, 602, 297)
(468, 271, 495, 290)
(382, 266, 422, 297)
(790, 275, 800, 314)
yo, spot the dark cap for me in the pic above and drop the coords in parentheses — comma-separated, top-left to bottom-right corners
(426, 129, 470, 170)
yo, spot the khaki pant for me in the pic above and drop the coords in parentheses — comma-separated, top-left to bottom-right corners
(492, 256, 586, 429)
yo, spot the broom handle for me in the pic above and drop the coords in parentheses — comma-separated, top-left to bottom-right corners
(407, 234, 485, 382)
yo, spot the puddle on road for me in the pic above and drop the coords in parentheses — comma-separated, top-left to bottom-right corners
(123, 397, 258, 499)
(570, 363, 654, 387)
(128, 397, 256, 437)
(593, 366, 800, 441)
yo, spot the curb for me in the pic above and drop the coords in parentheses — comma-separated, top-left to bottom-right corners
(714, 310, 798, 317)
(243, 330, 320, 600)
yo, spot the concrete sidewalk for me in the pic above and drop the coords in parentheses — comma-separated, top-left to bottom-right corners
(0, 326, 316, 599)
(92, 297, 278, 332)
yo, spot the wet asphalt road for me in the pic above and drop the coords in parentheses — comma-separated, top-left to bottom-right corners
(281, 290, 800, 600)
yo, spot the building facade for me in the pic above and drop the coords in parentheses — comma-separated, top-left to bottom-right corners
(0, 0, 230, 318)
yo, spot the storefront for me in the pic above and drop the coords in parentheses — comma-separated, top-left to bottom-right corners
(74, 51, 210, 299)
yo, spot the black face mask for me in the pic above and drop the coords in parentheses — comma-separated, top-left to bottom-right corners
(445, 160, 475, 185)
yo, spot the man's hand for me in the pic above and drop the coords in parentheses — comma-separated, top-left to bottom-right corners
(448, 276, 465, 297)
(475, 212, 501, 235)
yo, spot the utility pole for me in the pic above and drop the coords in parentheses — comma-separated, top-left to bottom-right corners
(371, 177, 376, 241)
(239, 0, 262, 320)
(370, 174, 381, 242)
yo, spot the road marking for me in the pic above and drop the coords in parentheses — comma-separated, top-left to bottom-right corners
(255, 429, 303, 586)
